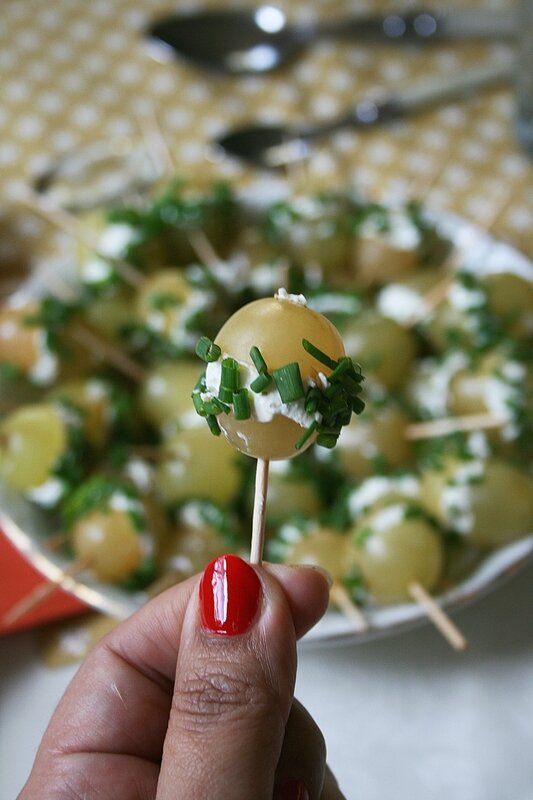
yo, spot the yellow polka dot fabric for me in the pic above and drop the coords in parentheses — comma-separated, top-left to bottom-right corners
(0, 0, 532, 276)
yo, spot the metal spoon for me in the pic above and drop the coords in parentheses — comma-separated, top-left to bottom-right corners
(214, 62, 512, 168)
(146, 6, 517, 75)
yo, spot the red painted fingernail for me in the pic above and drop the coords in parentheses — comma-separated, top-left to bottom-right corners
(199, 554, 261, 636)
(276, 778, 310, 800)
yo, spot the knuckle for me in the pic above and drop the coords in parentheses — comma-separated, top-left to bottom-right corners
(173, 657, 282, 733)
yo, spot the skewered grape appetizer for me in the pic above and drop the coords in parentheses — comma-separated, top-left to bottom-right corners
(192, 290, 365, 461)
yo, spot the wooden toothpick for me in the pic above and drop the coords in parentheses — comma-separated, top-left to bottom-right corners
(69, 322, 147, 383)
(2, 557, 90, 628)
(249, 458, 270, 565)
(19, 189, 144, 289)
(330, 581, 369, 632)
(408, 581, 468, 651)
(405, 412, 505, 441)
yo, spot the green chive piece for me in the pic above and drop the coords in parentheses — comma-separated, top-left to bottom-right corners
(351, 396, 366, 414)
(316, 432, 339, 449)
(295, 420, 319, 450)
(233, 389, 251, 420)
(250, 372, 272, 393)
(272, 362, 305, 403)
(195, 336, 221, 363)
(329, 357, 352, 382)
(304, 387, 321, 414)
(203, 397, 230, 415)
(302, 339, 338, 370)
(218, 386, 233, 404)
(193, 371, 207, 392)
(206, 414, 221, 436)
(250, 346, 269, 374)
(220, 358, 240, 390)
(191, 392, 206, 417)
(218, 357, 240, 403)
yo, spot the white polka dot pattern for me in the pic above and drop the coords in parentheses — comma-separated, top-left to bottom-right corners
(0, 0, 530, 265)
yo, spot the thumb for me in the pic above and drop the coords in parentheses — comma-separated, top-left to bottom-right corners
(156, 555, 329, 800)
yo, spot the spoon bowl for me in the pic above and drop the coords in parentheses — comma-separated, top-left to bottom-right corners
(146, 6, 517, 76)
(147, 7, 308, 74)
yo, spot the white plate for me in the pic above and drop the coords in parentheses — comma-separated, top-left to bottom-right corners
(2, 194, 533, 645)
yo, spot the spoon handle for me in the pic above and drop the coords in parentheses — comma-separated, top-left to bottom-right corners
(296, 61, 512, 144)
(318, 8, 517, 43)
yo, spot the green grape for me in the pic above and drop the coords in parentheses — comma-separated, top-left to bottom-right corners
(153, 425, 243, 506)
(48, 378, 109, 448)
(420, 456, 533, 549)
(449, 349, 533, 417)
(161, 501, 239, 578)
(352, 212, 421, 287)
(136, 269, 193, 340)
(351, 503, 443, 604)
(0, 304, 44, 373)
(206, 294, 348, 460)
(334, 400, 413, 479)
(339, 310, 417, 390)
(265, 195, 354, 283)
(82, 288, 135, 343)
(0, 403, 67, 491)
(274, 523, 355, 582)
(262, 461, 322, 524)
(72, 508, 147, 583)
(484, 272, 533, 339)
(347, 473, 422, 520)
(139, 360, 204, 429)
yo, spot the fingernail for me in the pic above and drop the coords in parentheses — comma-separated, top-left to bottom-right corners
(199, 554, 261, 636)
(276, 778, 310, 800)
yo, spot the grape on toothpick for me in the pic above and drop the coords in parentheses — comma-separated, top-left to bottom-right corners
(192, 289, 366, 564)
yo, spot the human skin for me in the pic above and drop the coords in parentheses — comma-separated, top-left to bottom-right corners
(19, 559, 347, 800)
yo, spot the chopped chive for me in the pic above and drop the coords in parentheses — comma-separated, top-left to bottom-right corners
(351, 396, 366, 414)
(250, 372, 272, 393)
(295, 420, 319, 450)
(203, 397, 230, 415)
(316, 432, 339, 449)
(191, 392, 206, 416)
(195, 336, 221, 363)
(327, 394, 349, 416)
(329, 357, 352, 381)
(206, 414, 221, 436)
(218, 386, 233, 404)
(250, 346, 269, 374)
(219, 357, 240, 403)
(272, 362, 305, 403)
(193, 371, 207, 392)
(302, 339, 338, 370)
(220, 358, 240, 390)
(233, 389, 251, 420)
(304, 387, 321, 414)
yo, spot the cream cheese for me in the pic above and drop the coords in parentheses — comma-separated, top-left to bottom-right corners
(28, 331, 59, 386)
(204, 354, 320, 428)
(26, 476, 65, 507)
(348, 475, 420, 518)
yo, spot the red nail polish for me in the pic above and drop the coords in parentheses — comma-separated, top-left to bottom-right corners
(277, 778, 310, 800)
(199, 554, 261, 636)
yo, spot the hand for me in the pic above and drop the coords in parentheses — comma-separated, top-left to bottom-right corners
(19, 556, 346, 799)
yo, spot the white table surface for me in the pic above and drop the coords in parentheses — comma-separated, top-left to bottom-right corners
(2, 562, 533, 800)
